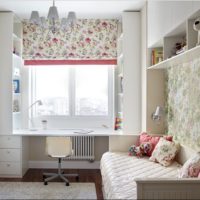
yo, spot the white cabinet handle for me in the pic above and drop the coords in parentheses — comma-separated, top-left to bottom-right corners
(7, 137, 10, 141)
(7, 164, 10, 167)
(7, 151, 10, 154)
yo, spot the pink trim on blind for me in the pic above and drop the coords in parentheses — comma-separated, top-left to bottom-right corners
(24, 60, 117, 65)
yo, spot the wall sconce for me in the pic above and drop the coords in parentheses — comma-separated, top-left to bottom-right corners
(152, 106, 163, 121)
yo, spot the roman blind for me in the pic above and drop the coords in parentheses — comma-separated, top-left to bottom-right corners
(23, 19, 118, 65)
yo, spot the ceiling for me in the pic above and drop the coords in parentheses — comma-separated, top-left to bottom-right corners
(0, 0, 146, 20)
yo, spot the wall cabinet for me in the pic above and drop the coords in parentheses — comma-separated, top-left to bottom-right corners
(0, 12, 29, 178)
(148, 1, 198, 48)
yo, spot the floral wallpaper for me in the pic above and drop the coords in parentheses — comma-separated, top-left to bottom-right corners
(166, 58, 200, 150)
(23, 19, 118, 60)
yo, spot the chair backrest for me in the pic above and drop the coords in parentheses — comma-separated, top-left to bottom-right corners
(46, 137, 72, 157)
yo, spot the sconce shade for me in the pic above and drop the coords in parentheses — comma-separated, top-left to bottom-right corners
(155, 106, 162, 116)
(30, 11, 40, 25)
(47, 6, 59, 20)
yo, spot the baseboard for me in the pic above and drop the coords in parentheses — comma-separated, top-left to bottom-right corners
(29, 160, 100, 169)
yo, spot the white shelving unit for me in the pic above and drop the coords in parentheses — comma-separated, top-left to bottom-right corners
(145, 8, 200, 135)
(148, 45, 200, 69)
(148, 9, 200, 70)
(0, 12, 29, 178)
(115, 12, 141, 134)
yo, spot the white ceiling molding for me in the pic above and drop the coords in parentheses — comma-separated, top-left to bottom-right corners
(0, 0, 145, 19)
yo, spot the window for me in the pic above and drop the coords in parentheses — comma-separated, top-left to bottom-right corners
(30, 65, 114, 120)
(75, 67, 108, 116)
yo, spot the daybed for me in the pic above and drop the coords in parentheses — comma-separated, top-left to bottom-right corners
(100, 135, 200, 200)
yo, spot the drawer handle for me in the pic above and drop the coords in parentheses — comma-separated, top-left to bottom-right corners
(7, 137, 10, 141)
(7, 151, 10, 154)
(7, 164, 10, 167)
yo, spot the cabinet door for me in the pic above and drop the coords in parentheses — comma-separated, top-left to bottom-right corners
(148, 1, 172, 47)
(171, 2, 193, 30)
(148, 1, 194, 47)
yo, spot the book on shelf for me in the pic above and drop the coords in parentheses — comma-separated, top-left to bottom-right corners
(13, 79, 20, 93)
(151, 48, 163, 65)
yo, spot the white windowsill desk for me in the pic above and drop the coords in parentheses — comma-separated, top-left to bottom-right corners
(13, 128, 125, 136)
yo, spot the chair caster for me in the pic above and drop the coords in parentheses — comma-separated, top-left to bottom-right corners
(76, 176, 79, 182)
(66, 182, 70, 186)
(44, 182, 48, 185)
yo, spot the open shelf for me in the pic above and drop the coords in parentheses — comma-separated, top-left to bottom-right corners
(148, 9, 200, 70)
(148, 44, 200, 69)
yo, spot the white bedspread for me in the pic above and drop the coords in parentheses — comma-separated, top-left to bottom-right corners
(100, 152, 182, 199)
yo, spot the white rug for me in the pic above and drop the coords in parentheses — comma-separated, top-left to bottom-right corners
(0, 182, 97, 199)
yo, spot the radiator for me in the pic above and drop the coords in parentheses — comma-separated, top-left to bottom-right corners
(64, 136, 95, 161)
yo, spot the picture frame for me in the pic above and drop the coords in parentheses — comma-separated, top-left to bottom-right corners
(13, 79, 20, 93)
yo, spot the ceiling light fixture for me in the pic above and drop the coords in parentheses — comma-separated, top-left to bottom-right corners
(29, 0, 76, 33)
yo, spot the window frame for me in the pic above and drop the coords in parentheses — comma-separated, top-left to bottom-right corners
(29, 65, 114, 123)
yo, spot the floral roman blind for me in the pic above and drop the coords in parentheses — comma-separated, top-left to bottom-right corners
(23, 19, 118, 62)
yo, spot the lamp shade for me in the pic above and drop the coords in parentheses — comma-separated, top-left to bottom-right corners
(61, 18, 69, 29)
(67, 11, 76, 26)
(47, 6, 59, 20)
(30, 11, 40, 25)
(40, 17, 48, 29)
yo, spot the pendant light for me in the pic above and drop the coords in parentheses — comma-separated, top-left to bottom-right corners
(29, 0, 77, 32)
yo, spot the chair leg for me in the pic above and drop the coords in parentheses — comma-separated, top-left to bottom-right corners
(45, 174, 59, 182)
(44, 174, 59, 185)
(63, 174, 79, 181)
(60, 175, 70, 186)
(43, 157, 79, 185)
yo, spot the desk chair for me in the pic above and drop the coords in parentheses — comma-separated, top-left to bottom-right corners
(43, 137, 79, 186)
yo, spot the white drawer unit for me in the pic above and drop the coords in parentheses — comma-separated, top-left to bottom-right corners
(0, 135, 23, 177)
(0, 149, 20, 162)
(0, 162, 21, 175)
(0, 136, 21, 148)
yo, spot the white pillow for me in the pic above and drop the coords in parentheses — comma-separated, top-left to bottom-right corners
(149, 137, 179, 167)
(179, 152, 200, 178)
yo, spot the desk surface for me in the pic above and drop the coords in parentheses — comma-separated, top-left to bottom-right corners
(13, 128, 126, 136)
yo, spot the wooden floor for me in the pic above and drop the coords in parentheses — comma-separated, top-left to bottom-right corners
(0, 169, 104, 200)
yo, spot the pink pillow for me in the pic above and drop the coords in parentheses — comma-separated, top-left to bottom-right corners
(139, 132, 173, 156)
(198, 172, 200, 178)
(139, 133, 160, 156)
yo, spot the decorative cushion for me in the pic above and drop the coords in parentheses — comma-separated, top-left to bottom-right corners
(129, 142, 153, 158)
(179, 152, 200, 178)
(139, 132, 173, 156)
(140, 142, 153, 155)
(149, 138, 179, 166)
(128, 145, 143, 157)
